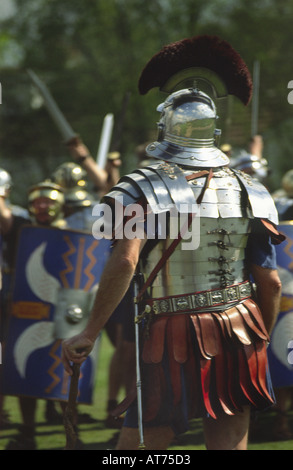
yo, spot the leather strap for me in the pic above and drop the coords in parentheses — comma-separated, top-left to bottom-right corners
(136, 212, 195, 302)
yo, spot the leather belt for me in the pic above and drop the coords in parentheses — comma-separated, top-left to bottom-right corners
(144, 281, 252, 315)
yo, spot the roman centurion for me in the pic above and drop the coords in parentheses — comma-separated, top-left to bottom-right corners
(62, 35, 284, 450)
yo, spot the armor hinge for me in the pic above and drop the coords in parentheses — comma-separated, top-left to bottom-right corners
(207, 229, 235, 236)
(208, 256, 236, 264)
(209, 240, 233, 250)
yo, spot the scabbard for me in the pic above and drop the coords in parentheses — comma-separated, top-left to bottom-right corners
(133, 273, 146, 450)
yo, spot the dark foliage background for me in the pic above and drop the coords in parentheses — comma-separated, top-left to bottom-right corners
(1, 0, 293, 204)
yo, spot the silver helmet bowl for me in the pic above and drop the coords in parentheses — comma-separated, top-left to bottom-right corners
(146, 88, 229, 168)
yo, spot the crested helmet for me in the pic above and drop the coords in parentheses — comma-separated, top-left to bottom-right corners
(138, 35, 252, 168)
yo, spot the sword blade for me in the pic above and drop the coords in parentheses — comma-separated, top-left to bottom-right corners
(27, 69, 77, 142)
(96, 113, 114, 169)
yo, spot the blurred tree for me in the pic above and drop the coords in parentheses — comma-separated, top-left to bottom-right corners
(0, 0, 293, 202)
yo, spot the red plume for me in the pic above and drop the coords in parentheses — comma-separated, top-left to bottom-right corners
(138, 35, 252, 105)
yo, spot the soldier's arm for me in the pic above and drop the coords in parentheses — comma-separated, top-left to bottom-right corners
(103, 156, 122, 193)
(249, 135, 263, 159)
(249, 264, 282, 334)
(66, 136, 109, 191)
(0, 196, 14, 234)
(62, 236, 146, 374)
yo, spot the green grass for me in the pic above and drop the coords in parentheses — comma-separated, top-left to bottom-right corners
(0, 334, 292, 450)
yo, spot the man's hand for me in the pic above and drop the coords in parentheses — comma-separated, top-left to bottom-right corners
(66, 136, 91, 161)
(61, 237, 144, 375)
(61, 332, 95, 375)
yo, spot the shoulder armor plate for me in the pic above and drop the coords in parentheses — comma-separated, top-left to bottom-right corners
(104, 161, 196, 213)
(103, 163, 279, 224)
(232, 169, 279, 225)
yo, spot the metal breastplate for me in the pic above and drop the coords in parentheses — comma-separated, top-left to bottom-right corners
(142, 217, 250, 297)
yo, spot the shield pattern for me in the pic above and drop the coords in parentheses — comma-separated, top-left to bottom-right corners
(1, 225, 111, 403)
(267, 222, 293, 388)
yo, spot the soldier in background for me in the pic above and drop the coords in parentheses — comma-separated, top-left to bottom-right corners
(51, 162, 96, 232)
(66, 136, 121, 199)
(228, 135, 270, 184)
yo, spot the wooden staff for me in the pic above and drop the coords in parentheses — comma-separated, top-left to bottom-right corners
(63, 363, 80, 450)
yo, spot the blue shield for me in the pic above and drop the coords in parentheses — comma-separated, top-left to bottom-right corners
(267, 222, 293, 388)
(1, 225, 111, 403)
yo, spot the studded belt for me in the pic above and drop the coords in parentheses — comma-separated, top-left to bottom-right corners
(143, 280, 252, 316)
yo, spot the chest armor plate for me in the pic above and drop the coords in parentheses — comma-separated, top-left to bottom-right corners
(143, 217, 251, 297)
